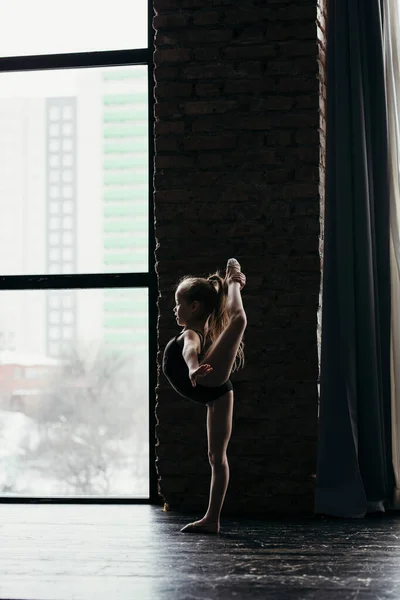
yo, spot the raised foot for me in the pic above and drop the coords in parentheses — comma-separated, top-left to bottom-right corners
(226, 258, 246, 289)
(180, 520, 220, 534)
(226, 258, 241, 277)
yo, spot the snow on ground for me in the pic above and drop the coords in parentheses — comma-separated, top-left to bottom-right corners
(0, 409, 40, 458)
(0, 409, 148, 497)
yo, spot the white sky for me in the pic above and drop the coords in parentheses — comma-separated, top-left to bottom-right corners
(0, 0, 148, 57)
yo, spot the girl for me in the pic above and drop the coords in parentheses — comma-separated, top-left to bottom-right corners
(162, 258, 247, 534)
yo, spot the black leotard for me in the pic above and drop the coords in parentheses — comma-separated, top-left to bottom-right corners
(162, 329, 233, 405)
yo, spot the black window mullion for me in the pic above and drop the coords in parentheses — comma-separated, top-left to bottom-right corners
(0, 273, 150, 291)
(0, 48, 150, 73)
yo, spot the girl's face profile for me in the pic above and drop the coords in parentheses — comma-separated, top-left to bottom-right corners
(174, 290, 192, 326)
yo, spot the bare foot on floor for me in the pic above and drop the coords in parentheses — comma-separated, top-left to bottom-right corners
(180, 519, 220, 534)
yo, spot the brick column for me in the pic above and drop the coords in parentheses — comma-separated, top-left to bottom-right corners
(154, 0, 323, 516)
(317, 0, 327, 402)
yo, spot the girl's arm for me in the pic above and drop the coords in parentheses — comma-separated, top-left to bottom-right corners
(182, 330, 201, 373)
(182, 330, 213, 386)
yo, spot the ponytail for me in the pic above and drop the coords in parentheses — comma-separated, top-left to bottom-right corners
(206, 272, 228, 345)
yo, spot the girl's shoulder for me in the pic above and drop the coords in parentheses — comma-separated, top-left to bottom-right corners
(176, 329, 204, 350)
(175, 331, 185, 347)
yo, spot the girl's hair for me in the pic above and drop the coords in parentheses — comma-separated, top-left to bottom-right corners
(175, 271, 245, 373)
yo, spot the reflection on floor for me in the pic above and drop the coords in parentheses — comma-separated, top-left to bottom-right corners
(0, 503, 399, 599)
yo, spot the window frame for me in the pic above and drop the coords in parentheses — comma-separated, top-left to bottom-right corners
(0, 2, 157, 506)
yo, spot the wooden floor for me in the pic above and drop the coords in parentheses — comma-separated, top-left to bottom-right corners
(0, 504, 399, 599)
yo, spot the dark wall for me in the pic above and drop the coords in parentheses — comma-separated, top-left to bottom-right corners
(153, 0, 325, 516)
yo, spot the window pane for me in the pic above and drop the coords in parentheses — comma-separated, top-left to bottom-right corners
(49, 233, 60, 246)
(0, 288, 149, 498)
(0, 0, 147, 57)
(49, 249, 60, 261)
(50, 156, 60, 167)
(0, 65, 148, 275)
(49, 203, 59, 215)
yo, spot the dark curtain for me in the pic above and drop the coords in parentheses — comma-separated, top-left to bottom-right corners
(315, 0, 395, 517)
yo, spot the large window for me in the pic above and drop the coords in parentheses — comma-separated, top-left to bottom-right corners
(0, 1, 155, 501)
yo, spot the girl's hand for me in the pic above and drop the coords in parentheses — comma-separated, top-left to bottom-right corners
(189, 364, 213, 387)
(228, 272, 246, 290)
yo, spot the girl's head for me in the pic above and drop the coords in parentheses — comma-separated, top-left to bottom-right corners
(174, 272, 226, 327)
(174, 271, 244, 372)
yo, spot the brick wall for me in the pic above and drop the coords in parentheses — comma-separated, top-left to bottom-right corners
(153, 0, 324, 516)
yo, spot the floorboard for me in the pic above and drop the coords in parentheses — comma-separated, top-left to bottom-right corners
(0, 504, 399, 599)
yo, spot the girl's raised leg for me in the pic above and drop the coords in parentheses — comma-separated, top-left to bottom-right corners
(199, 259, 247, 387)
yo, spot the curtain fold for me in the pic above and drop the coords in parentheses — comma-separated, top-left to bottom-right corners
(315, 0, 394, 517)
(383, 0, 400, 509)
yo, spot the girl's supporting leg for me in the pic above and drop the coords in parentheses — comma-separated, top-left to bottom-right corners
(204, 390, 233, 525)
(180, 390, 233, 534)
